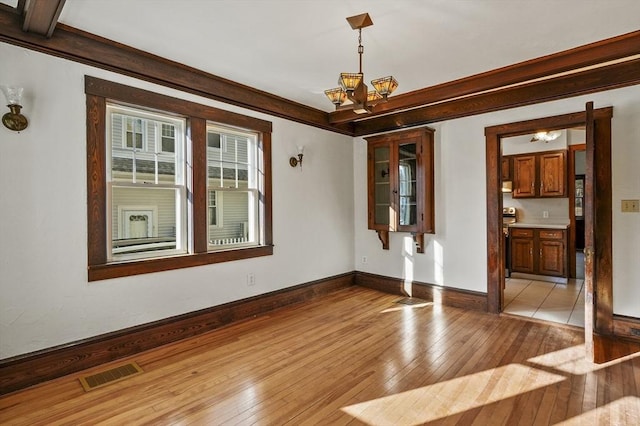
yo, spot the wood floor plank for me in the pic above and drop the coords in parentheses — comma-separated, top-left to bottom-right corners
(1, 286, 639, 425)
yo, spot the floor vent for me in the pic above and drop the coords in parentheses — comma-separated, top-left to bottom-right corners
(395, 297, 429, 306)
(79, 362, 143, 392)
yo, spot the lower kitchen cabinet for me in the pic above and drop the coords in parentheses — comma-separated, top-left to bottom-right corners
(510, 227, 567, 277)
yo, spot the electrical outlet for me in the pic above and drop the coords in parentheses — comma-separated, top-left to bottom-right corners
(621, 199, 640, 212)
(542, 211, 549, 219)
(247, 273, 255, 286)
(362, 256, 368, 264)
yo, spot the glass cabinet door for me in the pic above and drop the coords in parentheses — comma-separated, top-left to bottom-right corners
(373, 146, 391, 226)
(398, 142, 417, 227)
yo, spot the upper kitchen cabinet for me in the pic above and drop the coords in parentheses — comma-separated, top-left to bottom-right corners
(501, 156, 512, 181)
(512, 150, 567, 198)
(366, 127, 435, 253)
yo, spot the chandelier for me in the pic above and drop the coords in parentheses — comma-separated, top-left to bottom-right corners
(324, 13, 398, 114)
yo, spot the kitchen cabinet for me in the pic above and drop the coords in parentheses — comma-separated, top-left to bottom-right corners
(510, 227, 567, 277)
(512, 150, 567, 198)
(501, 156, 512, 181)
(366, 127, 435, 252)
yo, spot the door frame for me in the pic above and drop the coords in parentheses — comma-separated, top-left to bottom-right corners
(568, 143, 586, 278)
(485, 107, 613, 334)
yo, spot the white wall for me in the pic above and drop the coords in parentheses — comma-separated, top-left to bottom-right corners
(0, 43, 355, 359)
(354, 86, 640, 318)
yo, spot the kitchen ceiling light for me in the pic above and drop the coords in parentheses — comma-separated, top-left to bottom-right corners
(324, 13, 398, 114)
(530, 131, 561, 143)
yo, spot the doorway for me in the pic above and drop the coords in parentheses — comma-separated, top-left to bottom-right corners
(484, 107, 614, 336)
(500, 129, 585, 326)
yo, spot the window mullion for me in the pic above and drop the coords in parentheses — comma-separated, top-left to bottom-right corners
(191, 117, 208, 254)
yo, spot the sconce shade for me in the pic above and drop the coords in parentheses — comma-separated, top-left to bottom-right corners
(371, 76, 398, 97)
(1, 86, 23, 106)
(1, 86, 28, 132)
(324, 87, 347, 106)
(339, 73, 363, 92)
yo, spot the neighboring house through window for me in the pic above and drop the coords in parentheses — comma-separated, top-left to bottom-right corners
(86, 76, 273, 281)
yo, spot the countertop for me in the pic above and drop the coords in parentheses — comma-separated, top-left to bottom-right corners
(509, 222, 569, 229)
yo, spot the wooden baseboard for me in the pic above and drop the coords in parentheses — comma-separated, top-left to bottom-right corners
(612, 314, 640, 342)
(355, 271, 488, 312)
(0, 272, 355, 395)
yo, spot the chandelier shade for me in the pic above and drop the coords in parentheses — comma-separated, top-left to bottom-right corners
(371, 76, 399, 97)
(339, 73, 363, 93)
(324, 87, 347, 106)
(367, 90, 383, 103)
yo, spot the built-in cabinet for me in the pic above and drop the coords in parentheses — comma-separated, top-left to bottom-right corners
(510, 227, 567, 277)
(366, 127, 435, 252)
(510, 150, 567, 198)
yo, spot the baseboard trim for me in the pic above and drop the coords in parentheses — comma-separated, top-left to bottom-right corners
(612, 314, 640, 343)
(0, 272, 355, 395)
(355, 271, 488, 312)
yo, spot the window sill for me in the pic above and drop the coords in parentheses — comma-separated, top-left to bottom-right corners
(88, 245, 274, 281)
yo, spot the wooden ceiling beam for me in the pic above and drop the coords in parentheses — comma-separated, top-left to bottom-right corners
(22, 0, 66, 38)
(330, 29, 640, 125)
(352, 58, 640, 136)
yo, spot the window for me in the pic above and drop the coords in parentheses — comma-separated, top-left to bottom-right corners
(107, 105, 186, 260)
(161, 123, 175, 153)
(207, 125, 257, 248)
(86, 76, 273, 281)
(208, 190, 222, 227)
(125, 116, 144, 149)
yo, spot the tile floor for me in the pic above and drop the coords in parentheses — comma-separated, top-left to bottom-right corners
(504, 277, 585, 327)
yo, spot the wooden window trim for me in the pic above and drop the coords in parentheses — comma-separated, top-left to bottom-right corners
(86, 76, 273, 281)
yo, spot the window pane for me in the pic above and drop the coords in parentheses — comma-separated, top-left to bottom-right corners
(111, 113, 181, 185)
(207, 132, 221, 149)
(162, 124, 175, 153)
(208, 190, 256, 247)
(399, 143, 417, 226)
(111, 186, 183, 257)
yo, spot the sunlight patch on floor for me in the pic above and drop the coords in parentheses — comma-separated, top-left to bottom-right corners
(528, 344, 640, 375)
(380, 302, 433, 314)
(555, 396, 640, 425)
(341, 364, 565, 424)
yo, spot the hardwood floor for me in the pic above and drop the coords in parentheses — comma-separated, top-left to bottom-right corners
(1, 287, 639, 425)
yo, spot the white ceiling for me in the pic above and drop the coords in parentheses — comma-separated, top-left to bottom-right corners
(49, 0, 640, 112)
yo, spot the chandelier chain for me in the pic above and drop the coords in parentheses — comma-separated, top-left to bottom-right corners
(358, 29, 363, 74)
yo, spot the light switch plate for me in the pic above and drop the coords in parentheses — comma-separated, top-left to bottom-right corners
(621, 199, 640, 212)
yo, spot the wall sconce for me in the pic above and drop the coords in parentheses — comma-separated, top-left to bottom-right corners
(289, 145, 304, 168)
(1, 86, 28, 132)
